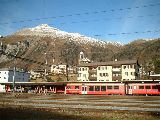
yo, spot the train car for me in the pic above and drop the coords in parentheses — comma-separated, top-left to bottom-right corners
(126, 82, 160, 95)
(66, 82, 125, 95)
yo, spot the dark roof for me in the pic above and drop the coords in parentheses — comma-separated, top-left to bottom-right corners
(78, 60, 138, 67)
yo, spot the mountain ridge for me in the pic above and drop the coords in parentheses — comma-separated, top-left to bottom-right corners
(0, 24, 159, 75)
(14, 24, 123, 47)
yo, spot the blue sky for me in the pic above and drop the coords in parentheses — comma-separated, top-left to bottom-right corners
(0, 0, 160, 43)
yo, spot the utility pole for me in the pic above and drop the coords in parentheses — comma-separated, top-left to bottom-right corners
(44, 52, 47, 81)
(66, 49, 69, 81)
(0, 36, 3, 54)
(13, 66, 16, 93)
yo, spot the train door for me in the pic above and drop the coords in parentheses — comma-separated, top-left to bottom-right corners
(126, 84, 132, 95)
(81, 86, 87, 94)
(128, 85, 132, 94)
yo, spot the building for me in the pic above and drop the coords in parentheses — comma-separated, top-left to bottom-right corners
(79, 51, 91, 64)
(51, 64, 67, 74)
(0, 68, 30, 83)
(77, 59, 140, 82)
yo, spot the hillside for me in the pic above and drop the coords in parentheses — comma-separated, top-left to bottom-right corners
(115, 39, 160, 76)
(0, 24, 121, 71)
(0, 24, 159, 75)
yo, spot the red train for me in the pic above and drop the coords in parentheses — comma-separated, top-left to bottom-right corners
(65, 80, 160, 95)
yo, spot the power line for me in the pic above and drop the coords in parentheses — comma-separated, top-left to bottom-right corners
(0, 2, 160, 25)
(51, 13, 160, 25)
(93, 29, 160, 37)
(1, 51, 52, 67)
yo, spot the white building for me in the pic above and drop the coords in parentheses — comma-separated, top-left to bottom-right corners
(77, 60, 140, 82)
(0, 68, 30, 83)
(51, 64, 67, 74)
(79, 51, 90, 64)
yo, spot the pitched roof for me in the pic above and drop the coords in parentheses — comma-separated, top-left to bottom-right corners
(78, 60, 138, 67)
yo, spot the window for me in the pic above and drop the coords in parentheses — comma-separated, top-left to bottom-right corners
(103, 73, 105, 76)
(95, 86, 100, 91)
(104, 73, 108, 77)
(152, 85, 159, 89)
(82, 68, 84, 71)
(75, 86, 79, 89)
(145, 86, 151, 89)
(78, 73, 81, 77)
(66, 86, 70, 89)
(129, 86, 132, 89)
(125, 72, 128, 76)
(101, 86, 106, 91)
(102, 67, 104, 70)
(105, 66, 107, 70)
(98, 67, 100, 70)
(134, 86, 136, 90)
(131, 72, 134, 75)
(139, 86, 144, 89)
(107, 86, 112, 89)
(99, 73, 102, 77)
(83, 74, 86, 77)
(89, 86, 94, 91)
(4, 77, 6, 79)
(114, 86, 119, 89)
(124, 66, 126, 69)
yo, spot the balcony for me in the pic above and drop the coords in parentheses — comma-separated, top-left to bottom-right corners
(88, 69, 97, 73)
(112, 76, 122, 81)
(88, 77, 97, 81)
(89, 74, 97, 80)
(112, 68, 121, 72)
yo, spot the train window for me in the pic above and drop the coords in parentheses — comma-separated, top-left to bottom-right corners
(152, 85, 158, 89)
(95, 86, 100, 91)
(107, 86, 112, 89)
(66, 86, 70, 89)
(101, 86, 106, 91)
(89, 86, 94, 91)
(114, 86, 119, 89)
(75, 86, 79, 89)
(145, 86, 151, 89)
(129, 86, 132, 89)
(139, 86, 144, 89)
(134, 86, 136, 90)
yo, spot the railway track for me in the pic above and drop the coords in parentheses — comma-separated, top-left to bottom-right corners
(0, 93, 160, 112)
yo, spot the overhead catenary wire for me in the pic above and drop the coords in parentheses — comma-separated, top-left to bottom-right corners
(0, 2, 160, 25)
(46, 13, 160, 25)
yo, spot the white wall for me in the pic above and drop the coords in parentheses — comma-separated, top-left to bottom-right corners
(0, 71, 9, 82)
(122, 65, 136, 80)
(0, 84, 5, 92)
(77, 67, 89, 81)
(97, 66, 112, 81)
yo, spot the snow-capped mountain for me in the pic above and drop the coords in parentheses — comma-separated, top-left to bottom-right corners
(14, 24, 122, 46)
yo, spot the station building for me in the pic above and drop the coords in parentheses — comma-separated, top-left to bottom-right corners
(0, 68, 30, 92)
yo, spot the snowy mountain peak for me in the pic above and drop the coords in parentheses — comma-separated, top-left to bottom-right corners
(30, 24, 59, 32)
(14, 24, 122, 46)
